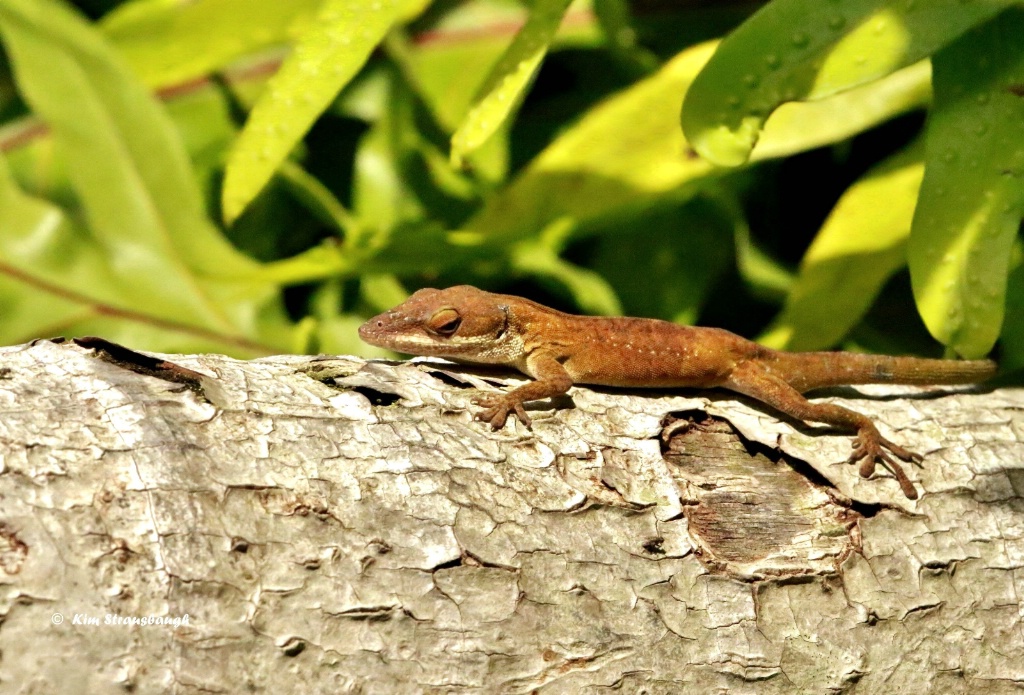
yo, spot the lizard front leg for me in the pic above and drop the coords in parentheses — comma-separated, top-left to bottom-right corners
(474, 352, 572, 429)
(725, 362, 921, 499)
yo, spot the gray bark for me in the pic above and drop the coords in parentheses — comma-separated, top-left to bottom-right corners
(0, 340, 1022, 694)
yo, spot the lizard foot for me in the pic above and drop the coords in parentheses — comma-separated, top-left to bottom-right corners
(847, 428, 923, 500)
(472, 393, 531, 430)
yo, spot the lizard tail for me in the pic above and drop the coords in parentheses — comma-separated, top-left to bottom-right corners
(769, 351, 997, 393)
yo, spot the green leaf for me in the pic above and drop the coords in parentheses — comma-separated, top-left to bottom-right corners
(592, 0, 658, 74)
(222, 0, 425, 223)
(761, 144, 924, 351)
(100, 0, 321, 88)
(1000, 246, 1024, 373)
(749, 60, 930, 163)
(449, 0, 573, 166)
(360, 273, 408, 312)
(392, 0, 522, 130)
(465, 40, 931, 243)
(504, 216, 618, 315)
(909, 9, 1024, 359)
(682, 0, 1008, 166)
(352, 70, 477, 236)
(6, 78, 237, 208)
(277, 159, 358, 239)
(0, 153, 274, 354)
(465, 42, 719, 242)
(389, 1, 538, 183)
(589, 198, 733, 324)
(0, 0, 294, 354)
(362, 222, 480, 277)
(318, 313, 387, 356)
(512, 251, 622, 317)
(162, 81, 238, 198)
(0, 153, 86, 342)
(347, 67, 418, 238)
(714, 189, 792, 301)
(259, 220, 479, 287)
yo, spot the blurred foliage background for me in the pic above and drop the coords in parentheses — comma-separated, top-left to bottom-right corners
(0, 0, 1022, 373)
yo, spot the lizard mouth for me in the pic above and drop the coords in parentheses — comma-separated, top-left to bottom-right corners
(358, 315, 457, 356)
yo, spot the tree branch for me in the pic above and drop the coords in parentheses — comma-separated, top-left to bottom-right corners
(1, 341, 1021, 692)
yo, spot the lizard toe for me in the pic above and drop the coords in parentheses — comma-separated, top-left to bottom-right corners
(473, 393, 532, 429)
(846, 432, 919, 499)
(879, 436, 924, 465)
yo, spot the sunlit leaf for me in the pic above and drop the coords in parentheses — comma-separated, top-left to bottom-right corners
(0, 0, 294, 354)
(318, 313, 386, 356)
(392, 25, 512, 183)
(360, 273, 408, 312)
(397, 0, 524, 130)
(449, 0, 573, 166)
(682, 0, 1007, 166)
(162, 82, 238, 197)
(222, 0, 427, 223)
(465, 42, 717, 242)
(0, 153, 87, 341)
(750, 61, 930, 163)
(466, 41, 934, 244)
(761, 144, 924, 351)
(0, 153, 272, 354)
(259, 221, 479, 287)
(353, 108, 416, 236)
(909, 9, 1024, 358)
(101, 0, 321, 88)
(2, 127, 75, 204)
(512, 246, 622, 316)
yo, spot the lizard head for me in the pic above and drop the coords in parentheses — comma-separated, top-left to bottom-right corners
(358, 286, 511, 360)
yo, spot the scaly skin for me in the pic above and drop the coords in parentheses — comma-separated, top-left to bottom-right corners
(359, 285, 997, 500)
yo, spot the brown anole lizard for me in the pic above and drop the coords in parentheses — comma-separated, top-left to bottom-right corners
(359, 285, 996, 499)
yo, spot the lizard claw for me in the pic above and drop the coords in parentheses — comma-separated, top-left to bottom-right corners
(846, 429, 921, 500)
(472, 393, 531, 429)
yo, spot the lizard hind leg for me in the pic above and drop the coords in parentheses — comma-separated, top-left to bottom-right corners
(724, 362, 921, 499)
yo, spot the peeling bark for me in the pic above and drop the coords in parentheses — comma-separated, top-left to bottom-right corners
(0, 341, 1022, 693)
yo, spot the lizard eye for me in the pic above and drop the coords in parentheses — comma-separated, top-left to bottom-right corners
(427, 308, 462, 337)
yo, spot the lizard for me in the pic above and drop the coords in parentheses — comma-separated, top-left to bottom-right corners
(358, 285, 997, 499)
